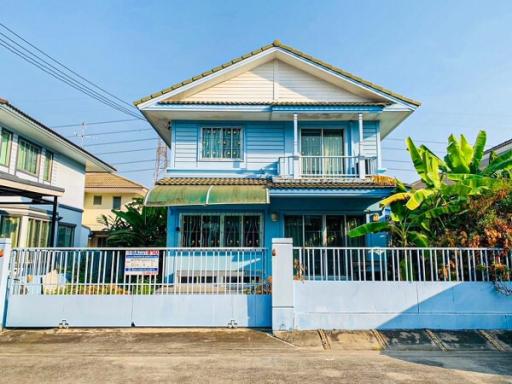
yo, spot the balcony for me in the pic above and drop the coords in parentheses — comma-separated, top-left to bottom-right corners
(278, 155, 377, 179)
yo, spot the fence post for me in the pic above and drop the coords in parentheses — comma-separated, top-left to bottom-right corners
(271, 238, 295, 333)
(0, 238, 12, 331)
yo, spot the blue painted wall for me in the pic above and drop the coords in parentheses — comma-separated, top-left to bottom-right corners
(169, 120, 380, 176)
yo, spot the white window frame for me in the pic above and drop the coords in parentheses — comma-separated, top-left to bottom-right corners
(199, 126, 244, 161)
(179, 212, 263, 248)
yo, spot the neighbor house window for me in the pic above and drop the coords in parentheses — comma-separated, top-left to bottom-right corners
(0, 129, 12, 166)
(0, 216, 20, 247)
(27, 218, 50, 247)
(112, 196, 122, 209)
(57, 224, 75, 247)
(284, 215, 365, 247)
(93, 195, 102, 205)
(202, 127, 241, 159)
(181, 214, 261, 247)
(17, 139, 40, 175)
(43, 151, 53, 182)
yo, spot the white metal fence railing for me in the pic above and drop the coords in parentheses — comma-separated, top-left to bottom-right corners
(8, 248, 269, 296)
(294, 247, 512, 282)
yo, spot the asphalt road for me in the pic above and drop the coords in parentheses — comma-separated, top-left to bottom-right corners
(0, 329, 511, 384)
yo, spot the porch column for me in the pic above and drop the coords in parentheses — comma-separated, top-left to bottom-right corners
(0, 239, 12, 330)
(271, 238, 295, 332)
(358, 113, 366, 178)
(49, 196, 58, 247)
(293, 114, 300, 178)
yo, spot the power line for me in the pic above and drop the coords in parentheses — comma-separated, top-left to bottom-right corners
(112, 158, 156, 166)
(119, 168, 155, 174)
(65, 127, 153, 139)
(0, 23, 142, 119)
(0, 22, 136, 110)
(0, 36, 141, 119)
(52, 118, 140, 129)
(84, 137, 158, 148)
(94, 147, 156, 156)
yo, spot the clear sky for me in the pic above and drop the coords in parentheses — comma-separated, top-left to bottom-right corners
(1, 0, 511, 186)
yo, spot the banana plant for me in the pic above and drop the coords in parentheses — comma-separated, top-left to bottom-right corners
(348, 130, 511, 247)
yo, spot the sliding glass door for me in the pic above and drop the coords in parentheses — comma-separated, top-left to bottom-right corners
(300, 129, 344, 176)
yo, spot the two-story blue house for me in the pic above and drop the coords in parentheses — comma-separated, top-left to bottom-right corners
(136, 40, 419, 253)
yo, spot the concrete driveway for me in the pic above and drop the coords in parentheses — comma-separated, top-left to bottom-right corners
(0, 329, 511, 384)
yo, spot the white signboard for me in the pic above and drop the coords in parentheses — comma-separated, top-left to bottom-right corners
(124, 250, 159, 276)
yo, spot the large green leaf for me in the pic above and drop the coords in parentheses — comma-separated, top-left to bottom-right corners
(348, 221, 390, 237)
(408, 231, 430, 247)
(380, 192, 411, 207)
(470, 130, 486, 173)
(445, 134, 471, 173)
(405, 189, 436, 210)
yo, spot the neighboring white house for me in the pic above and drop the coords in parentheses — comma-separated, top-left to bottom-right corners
(0, 97, 115, 247)
(481, 138, 512, 167)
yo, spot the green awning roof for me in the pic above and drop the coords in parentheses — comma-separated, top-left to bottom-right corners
(144, 185, 269, 207)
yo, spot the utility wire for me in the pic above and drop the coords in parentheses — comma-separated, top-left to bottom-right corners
(0, 24, 142, 119)
(52, 118, 140, 129)
(65, 127, 153, 138)
(94, 147, 157, 156)
(0, 36, 141, 119)
(0, 22, 136, 109)
(84, 137, 158, 147)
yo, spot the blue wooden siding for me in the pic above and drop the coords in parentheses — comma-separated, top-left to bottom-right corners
(169, 120, 380, 175)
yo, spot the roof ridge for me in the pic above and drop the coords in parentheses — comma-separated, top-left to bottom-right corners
(134, 40, 420, 107)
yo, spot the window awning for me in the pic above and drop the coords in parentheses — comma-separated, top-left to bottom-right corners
(144, 185, 269, 207)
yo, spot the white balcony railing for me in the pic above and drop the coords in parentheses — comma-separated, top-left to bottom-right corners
(278, 155, 377, 178)
(294, 247, 512, 282)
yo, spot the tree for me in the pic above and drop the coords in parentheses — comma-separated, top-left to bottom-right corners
(349, 130, 512, 247)
(98, 197, 167, 247)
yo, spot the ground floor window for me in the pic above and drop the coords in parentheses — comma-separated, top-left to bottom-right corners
(181, 213, 262, 248)
(0, 216, 20, 247)
(57, 223, 75, 247)
(284, 214, 365, 247)
(27, 218, 50, 247)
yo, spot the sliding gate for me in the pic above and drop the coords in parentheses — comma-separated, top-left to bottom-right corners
(5, 248, 271, 328)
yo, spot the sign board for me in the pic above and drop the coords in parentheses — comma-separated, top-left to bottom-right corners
(124, 250, 159, 276)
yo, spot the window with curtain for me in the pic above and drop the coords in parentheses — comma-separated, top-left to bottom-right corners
(57, 224, 75, 247)
(17, 139, 41, 175)
(300, 129, 344, 175)
(0, 129, 12, 166)
(0, 216, 20, 247)
(43, 151, 53, 182)
(181, 214, 261, 247)
(27, 218, 50, 247)
(202, 127, 241, 159)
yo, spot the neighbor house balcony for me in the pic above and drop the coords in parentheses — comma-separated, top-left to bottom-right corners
(278, 155, 378, 179)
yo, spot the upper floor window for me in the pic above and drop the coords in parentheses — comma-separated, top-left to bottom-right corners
(202, 127, 242, 159)
(43, 151, 53, 182)
(93, 195, 102, 205)
(17, 139, 40, 175)
(0, 129, 12, 166)
(112, 196, 122, 209)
